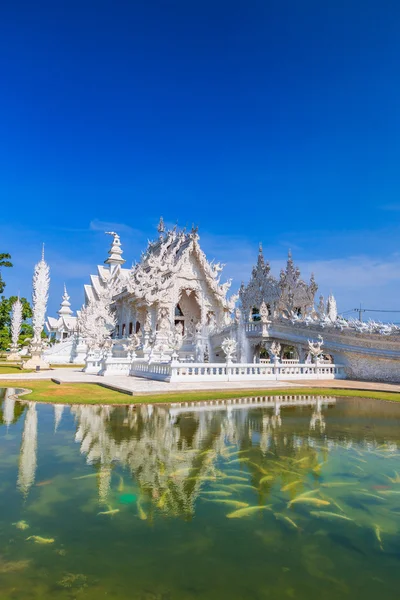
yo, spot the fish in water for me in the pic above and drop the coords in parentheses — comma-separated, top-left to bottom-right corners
(289, 489, 320, 501)
(226, 458, 250, 465)
(26, 536, 55, 544)
(201, 491, 232, 497)
(281, 480, 302, 492)
(294, 457, 310, 465)
(97, 509, 120, 516)
(13, 520, 29, 530)
(222, 475, 249, 483)
(231, 484, 258, 492)
(138, 503, 147, 521)
(73, 473, 97, 480)
(274, 513, 299, 530)
(117, 476, 125, 493)
(211, 484, 238, 493)
(354, 491, 386, 502)
(386, 471, 400, 483)
(377, 490, 400, 495)
(259, 475, 274, 484)
(288, 497, 330, 508)
(36, 480, 53, 487)
(205, 499, 249, 508)
(374, 524, 384, 551)
(226, 505, 273, 519)
(321, 482, 358, 488)
(309, 511, 353, 521)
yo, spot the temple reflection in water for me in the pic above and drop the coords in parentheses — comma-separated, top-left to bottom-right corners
(1, 390, 399, 519)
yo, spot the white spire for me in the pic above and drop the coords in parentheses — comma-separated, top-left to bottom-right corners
(104, 232, 125, 267)
(10, 297, 23, 352)
(58, 284, 73, 317)
(326, 294, 338, 322)
(31, 248, 50, 343)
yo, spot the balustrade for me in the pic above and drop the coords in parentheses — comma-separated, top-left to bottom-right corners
(129, 360, 345, 382)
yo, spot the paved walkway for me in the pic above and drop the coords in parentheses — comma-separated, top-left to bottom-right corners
(0, 368, 399, 396)
(0, 368, 299, 395)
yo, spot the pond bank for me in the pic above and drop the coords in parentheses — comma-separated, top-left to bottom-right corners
(0, 378, 400, 405)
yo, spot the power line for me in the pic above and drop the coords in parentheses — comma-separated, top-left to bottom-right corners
(352, 304, 400, 321)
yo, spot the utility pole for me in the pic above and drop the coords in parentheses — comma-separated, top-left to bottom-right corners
(353, 304, 366, 321)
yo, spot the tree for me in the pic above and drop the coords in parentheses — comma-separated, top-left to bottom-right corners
(0, 253, 12, 294)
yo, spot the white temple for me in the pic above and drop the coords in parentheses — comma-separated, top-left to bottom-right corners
(46, 285, 78, 342)
(42, 220, 400, 383)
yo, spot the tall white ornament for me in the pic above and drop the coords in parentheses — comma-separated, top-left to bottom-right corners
(23, 246, 50, 369)
(7, 297, 23, 361)
(17, 402, 38, 497)
(326, 294, 338, 322)
(32, 246, 50, 343)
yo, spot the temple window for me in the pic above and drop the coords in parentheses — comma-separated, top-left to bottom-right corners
(122, 324, 126, 336)
(252, 307, 261, 322)
(135, 321, 141, 333)
(129, 322, 133, 335)
(175, 304, 184, 317)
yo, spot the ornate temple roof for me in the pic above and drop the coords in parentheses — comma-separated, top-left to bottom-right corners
(125, 221, 233, 309)
(240, 247, 318, 318)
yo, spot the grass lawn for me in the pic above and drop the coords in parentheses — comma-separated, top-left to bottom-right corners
(0, 365, 34, 374)
(0, 379, 399, 405)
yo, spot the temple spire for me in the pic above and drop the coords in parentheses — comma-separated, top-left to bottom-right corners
(104, 232, 125, 267)
(157, 217, 165, 235)
(58, 284, 73, 317)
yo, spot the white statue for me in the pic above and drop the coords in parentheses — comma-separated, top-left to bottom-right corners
(259, 301, 270, 324)
(157, 307, 171, 333)
(268, 341, 281, 361)
(308, 335, 324, 362)
(8, 297, 23, 360)
(221, 337, 237, 362)
(23, 247, 50, 369)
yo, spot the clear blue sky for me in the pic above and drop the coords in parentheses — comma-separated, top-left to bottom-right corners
(1, 0, 400, 320)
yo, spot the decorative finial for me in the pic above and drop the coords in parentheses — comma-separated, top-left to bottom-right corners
(259, 242, 263, 254)
(157, 217, 165, 234)
(104, 232, 125, 267)
(41, 243, 45, 261)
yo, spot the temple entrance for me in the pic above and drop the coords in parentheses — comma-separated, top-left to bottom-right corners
(175, 290, 202, 346)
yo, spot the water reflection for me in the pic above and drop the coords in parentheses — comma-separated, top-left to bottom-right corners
(1, 390, 400, 599)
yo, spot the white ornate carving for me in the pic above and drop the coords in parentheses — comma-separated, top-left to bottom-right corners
(268, 341, 281, 360)
(308, 335, 324, 362)
(10, 297, 23, 353)
(32, 247, 50, 344)
(326, 294, 337, 322)
(221, 337, 237, 361)
(78, 298, 116, 350)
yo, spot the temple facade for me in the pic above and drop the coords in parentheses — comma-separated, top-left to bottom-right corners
(43, 220, 400, 382)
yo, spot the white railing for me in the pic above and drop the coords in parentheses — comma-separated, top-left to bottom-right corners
(131, 361, 172, 381)
(100, 356, 132, 376)
(130, 360, 345, 382)
(245, 322, 262, 334)
(260, 358, 300, 364)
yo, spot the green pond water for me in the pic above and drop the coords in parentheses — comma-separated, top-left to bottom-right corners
(1, 390, 400, 599)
